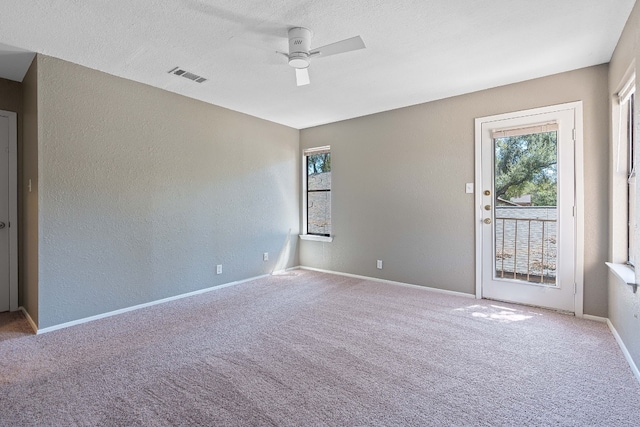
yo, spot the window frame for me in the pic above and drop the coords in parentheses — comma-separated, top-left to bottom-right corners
(300, 146, 333, 242)
(627, 90, 636, 266)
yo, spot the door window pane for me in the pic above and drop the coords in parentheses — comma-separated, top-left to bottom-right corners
(493, 131, 558, 285)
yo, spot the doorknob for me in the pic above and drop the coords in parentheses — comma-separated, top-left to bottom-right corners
(483, 218, 492, 224)
(0, 222, 5, 229)
(484, 205, 491, 211)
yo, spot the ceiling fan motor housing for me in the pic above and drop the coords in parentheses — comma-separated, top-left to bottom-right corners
(288, 27, 312, 69)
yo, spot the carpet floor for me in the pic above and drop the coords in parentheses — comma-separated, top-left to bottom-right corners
(1, 270, 639, 426)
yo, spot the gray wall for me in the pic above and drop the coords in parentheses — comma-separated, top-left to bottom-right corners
(33, 55, 299, 328)
(608, 1, 640, 369)
(21, 59, 38, 325)
(300, 65, 609, 316)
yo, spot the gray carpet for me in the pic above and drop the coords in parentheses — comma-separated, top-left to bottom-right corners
(1, 270, 639, 426)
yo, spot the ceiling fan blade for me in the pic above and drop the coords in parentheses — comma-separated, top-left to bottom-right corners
(296, 68, 310, 86)
(310, 36, 365, 58)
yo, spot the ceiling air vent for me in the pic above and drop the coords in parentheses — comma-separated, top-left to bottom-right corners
(168, 67, 207, 83)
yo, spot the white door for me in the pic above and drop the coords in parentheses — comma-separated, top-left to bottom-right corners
(0, 110, 17, 313)
(475, 103, 582, 313)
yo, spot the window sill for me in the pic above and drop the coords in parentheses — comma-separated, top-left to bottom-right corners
(606, 262, 638, 293)
(299, 234, 333, 242)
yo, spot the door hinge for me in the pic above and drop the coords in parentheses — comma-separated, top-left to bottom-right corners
(572, 128, 576, 141)
(574, 283, 577, 295)
(572, 206, 576, 217)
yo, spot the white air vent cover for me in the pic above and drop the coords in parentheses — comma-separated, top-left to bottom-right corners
(168, 67, 207, 83)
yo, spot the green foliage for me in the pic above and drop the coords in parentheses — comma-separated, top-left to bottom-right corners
(495, 132, 557, 206)
(308, 153, 331, 175)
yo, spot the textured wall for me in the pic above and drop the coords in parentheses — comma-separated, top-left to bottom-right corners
(35, 56, 299, 329)
(21, 58, 38, 324)
(300, 65, 609, 316)
(19, 56, 39, 324)
(608, 1, 640, 370)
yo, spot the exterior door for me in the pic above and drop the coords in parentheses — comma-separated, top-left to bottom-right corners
(0, 110, 17, 313)
(475, 103, 581, 313)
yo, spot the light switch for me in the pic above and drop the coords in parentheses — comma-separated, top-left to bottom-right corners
(465, 183, 474, 194)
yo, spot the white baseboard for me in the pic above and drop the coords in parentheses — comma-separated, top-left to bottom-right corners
(582, 314, 608, 323)
(35, 273, 272, 335)
(272, 265, 302, 275)
(299, 266, 476, 299)
(607, 319, 640, 385)
(19, 306, 38, 334)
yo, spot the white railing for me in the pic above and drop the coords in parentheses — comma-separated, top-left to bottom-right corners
(495, 216, 557, 284)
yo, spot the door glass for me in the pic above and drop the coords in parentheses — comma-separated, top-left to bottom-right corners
(493, 131, 558, 286)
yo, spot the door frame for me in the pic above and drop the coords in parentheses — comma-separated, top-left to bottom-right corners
(1, 110, 18, 312)
(474, 102, 584, 317)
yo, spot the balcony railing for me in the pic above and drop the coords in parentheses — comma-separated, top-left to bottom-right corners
(495, 216, 557, 284)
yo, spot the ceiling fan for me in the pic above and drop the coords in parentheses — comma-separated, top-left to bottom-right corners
(278, 27, 366, 86)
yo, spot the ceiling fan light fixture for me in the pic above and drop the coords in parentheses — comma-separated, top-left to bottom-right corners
(288, 52, 309, 69)
(288, 27, 312, 69)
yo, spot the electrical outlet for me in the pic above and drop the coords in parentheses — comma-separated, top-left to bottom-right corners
(263, 252, 269, 261)
(377, 260, 383, 269)
(216, 264, 222, 275)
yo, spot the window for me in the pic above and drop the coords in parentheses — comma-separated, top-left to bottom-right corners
(620, 76, 636, 265)
(302, 146, 332, 240)
(626, 91, 636, 265)
(607, 72, 638, 284)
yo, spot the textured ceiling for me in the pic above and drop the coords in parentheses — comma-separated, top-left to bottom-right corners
(0, 0, 635, 129)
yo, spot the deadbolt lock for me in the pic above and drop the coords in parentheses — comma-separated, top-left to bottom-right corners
(483, 218, 492, 224)
(484, 190, 491, 196)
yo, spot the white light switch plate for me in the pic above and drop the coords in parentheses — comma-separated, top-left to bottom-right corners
(465, 183, 474, 194)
